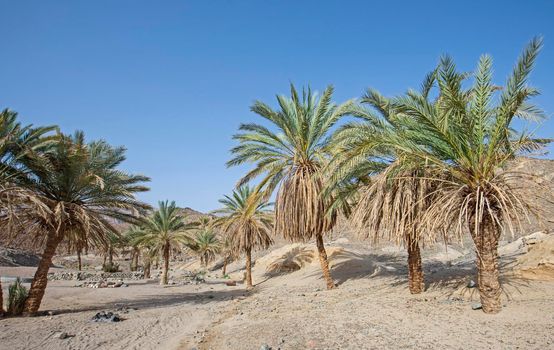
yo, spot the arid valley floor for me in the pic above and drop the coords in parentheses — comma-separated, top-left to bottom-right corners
(1, 233, 554, 350)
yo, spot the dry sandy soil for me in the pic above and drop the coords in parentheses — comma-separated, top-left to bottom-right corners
(1, 234, 554, 350)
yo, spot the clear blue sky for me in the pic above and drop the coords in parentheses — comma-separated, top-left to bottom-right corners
(1, 1, 553, 212)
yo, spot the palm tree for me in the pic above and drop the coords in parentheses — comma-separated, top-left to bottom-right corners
(123, 225, 146, 272)
(219, 233, 236, 276)
(0, 131, 150, 314)
(382, 38, 547, 313)
(227, 85, 353, 289)
(213, 186, 273, 288)
(327, 87, 440, 294)
(190, 229, 220, 268)
(0, 109, 55, 317)
(135, 200, 196, 285)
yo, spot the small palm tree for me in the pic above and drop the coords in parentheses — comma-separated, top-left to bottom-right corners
(123, 225, 146, 272)
(219, 234, 236, 276)
(135, 200, 196, 285)
(0, 131, 150, 314)
(214, 186, 273, 288)
(190, 229, 220, 268)
(228, 85, 353, 289)
(384, 38, 548, 313)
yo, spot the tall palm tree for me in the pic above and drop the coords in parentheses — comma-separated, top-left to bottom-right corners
(0, 131, 150, 314)
(213, 186, 273, 288)
(327, 87, 440, 294)
(227, 85, 353, 289)
(135, 200, 196, 285)
(190, 229, 220, 268)
(382, 38, 548, 313)
(0, 109, 55, 317)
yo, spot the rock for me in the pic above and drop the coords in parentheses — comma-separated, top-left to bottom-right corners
(260, 345, 271, 350)
(471, 303, 482, 310)
(467, 280, 476, 288)
(53, 332, 73, 339)
(225, 281, 237, 286)
(92, 311, 122, 323)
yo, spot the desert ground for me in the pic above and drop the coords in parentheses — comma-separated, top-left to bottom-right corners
(1, 232, 553, 350)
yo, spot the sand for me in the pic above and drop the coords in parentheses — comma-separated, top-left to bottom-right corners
(1, 236, 554, 350)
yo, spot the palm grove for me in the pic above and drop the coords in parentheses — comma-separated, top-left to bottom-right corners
(0, 38, 549, 316)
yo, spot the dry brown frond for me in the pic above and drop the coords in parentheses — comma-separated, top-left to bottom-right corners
(275, 165, 336, 242)
(351, 166, 441, 247)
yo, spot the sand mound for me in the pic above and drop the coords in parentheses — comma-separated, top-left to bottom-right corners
(513, 233, 554, 280)
(255, 243, 347, 275)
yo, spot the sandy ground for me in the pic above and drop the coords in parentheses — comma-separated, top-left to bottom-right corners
(1, 237, 554, 350)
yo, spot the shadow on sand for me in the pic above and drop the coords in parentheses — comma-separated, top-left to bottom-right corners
(33, 285, 254, 317)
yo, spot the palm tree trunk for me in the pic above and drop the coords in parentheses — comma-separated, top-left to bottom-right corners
(133, 248, 139, 271)
(130, 250, 136, 271)
(222, 257, 228, 276)
(77, 249, 82, 271)
(144, 258, 151, 279)
(23, 230, 63, 315)
(315, 233, 335, 289)
(108, 245, 113, 265)
(0, 279, 4, 317)
(407, 235, 424, 294)
(160, 243, 170, 285)
(475, 221, 502, 314)
(245, 247, 253, 288)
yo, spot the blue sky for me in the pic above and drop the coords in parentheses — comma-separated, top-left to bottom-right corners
(1, 1, 553, 212)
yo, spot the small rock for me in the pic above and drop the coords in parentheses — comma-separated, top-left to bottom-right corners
(260, 345, 271, 350)
(467, 280, 476, 288)
(471, 303, 482, 310)
(53, 332, 73, 339)
(225, 281, 237, 286)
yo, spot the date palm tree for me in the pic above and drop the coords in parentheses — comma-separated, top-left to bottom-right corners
(1, 109, 55, 316)
(327, 87, 439, 294)
(214, 186, 273, 288)
(386, 38, 548, 313)
(191, 228, 220, 268)
(228, 85, 353, 289)
(135, 200, 196, 285)
(0, 131, 150, 314)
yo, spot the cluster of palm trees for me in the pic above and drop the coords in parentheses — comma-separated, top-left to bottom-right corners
(0, 38, 548, 316)
(227, 38, 548, 314)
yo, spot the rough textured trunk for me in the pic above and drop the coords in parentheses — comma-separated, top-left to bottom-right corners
(132, 249, 139, 271)
(0, 279, 4, 317)
(160, 243, 170, 285)
(108, 245, 113, 265)
(77, 249, 82, 271)
(222, 257, 228, 276)
(407, 236, 424, 294)
(315, 233, 335, 290)
(23, 230, 63, 315)
(475, 221, 502, 314)
(245, 247, 253, 288)
(144, 258, 151, 279)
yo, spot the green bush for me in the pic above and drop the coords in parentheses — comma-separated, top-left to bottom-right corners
(102, 262, 120, 273)
(7, 278, 28, 316)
